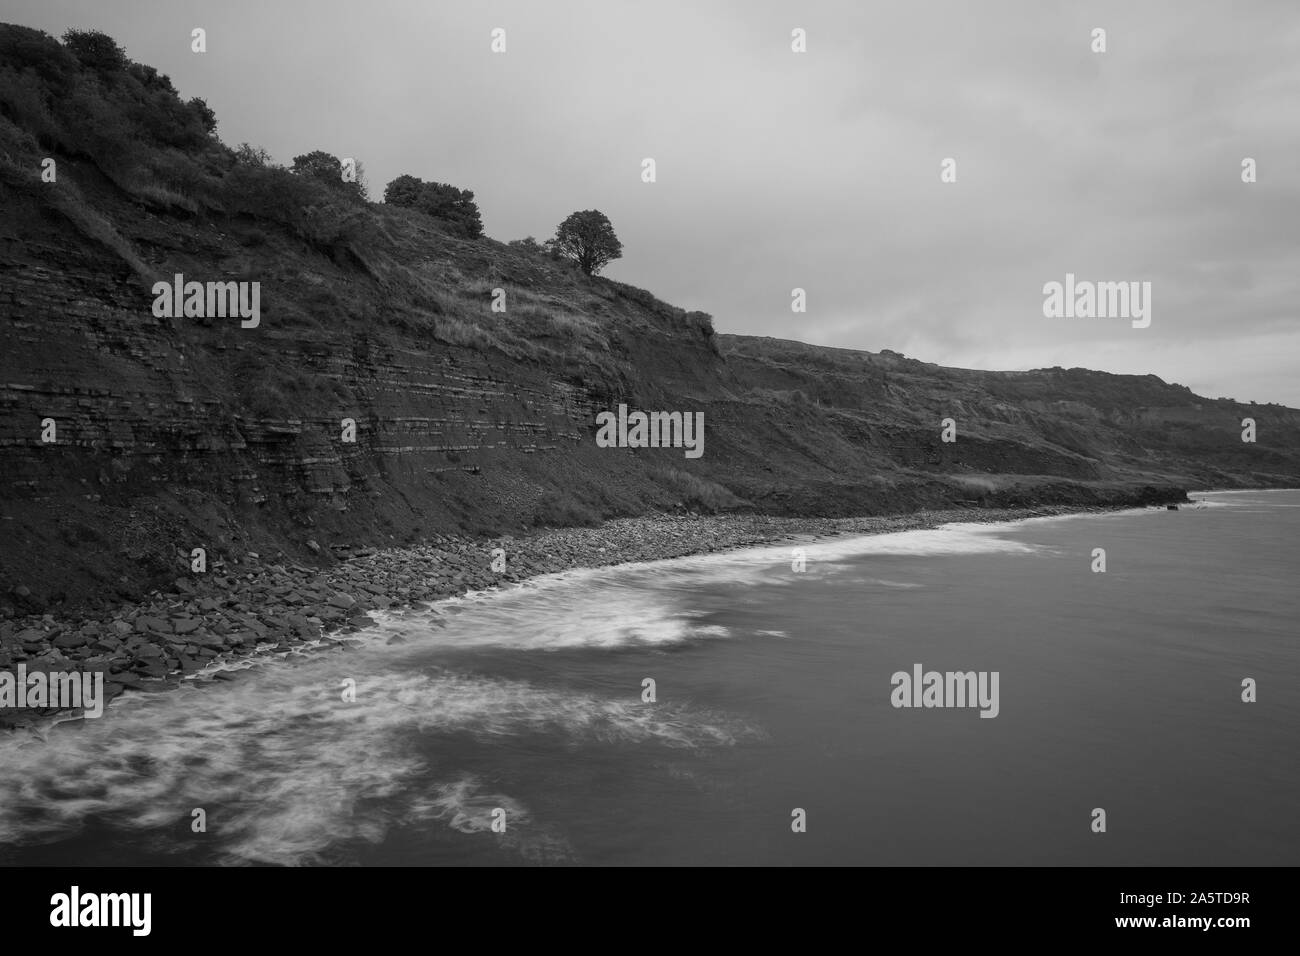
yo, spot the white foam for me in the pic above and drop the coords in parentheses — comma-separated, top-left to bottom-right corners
(0, 656, 759, 863)
(298, 520, 1062, 661)
(367, 577, 739, 653)
(1190, 488, 1300, 495)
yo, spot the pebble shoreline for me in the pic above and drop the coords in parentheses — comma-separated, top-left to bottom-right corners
(0, 504, 1125, 727)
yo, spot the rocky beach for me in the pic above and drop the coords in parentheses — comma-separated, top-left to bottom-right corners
(0, 503, 1140, 728)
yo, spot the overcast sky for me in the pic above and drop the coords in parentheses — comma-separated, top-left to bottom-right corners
(11, 0, 1300, 405)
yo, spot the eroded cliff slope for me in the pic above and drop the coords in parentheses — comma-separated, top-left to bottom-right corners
(2, 24, 1297, 613)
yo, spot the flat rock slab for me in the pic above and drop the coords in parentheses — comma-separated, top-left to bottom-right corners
(132, 659, 168, 678)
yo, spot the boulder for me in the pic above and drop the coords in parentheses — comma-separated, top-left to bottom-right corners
(190, 632, 226, 651)
(132, 658, 168, 678)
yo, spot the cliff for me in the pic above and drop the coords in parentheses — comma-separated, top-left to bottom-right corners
(2, 23, 1298, 614)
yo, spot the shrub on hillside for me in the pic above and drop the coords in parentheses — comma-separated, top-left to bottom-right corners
(0, 66, 59, 145)
(383, 174, 483, 239)
(188, 96, 216, 135)
(293, 149, 341, 178)
(417, 182, 481, 238)
(0, 26, 222, 204)
(61, 29, 128, 74)
(382, 173, 423, 207)
(292, 149, 368, 200)
(0, 26, 79, 90)
(58, 84, 145, 172)
(232, 142, 274, 167)
(126, 62, 176, 94)
(125, 86, 213, 150)
(507, 236, 542, 253)
(224, 162, 367, 247)
(650, 467, 747, 512)
(146, 147, 223, 209)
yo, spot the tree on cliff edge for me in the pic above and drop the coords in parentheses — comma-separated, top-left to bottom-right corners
(552, 210, 622, 276)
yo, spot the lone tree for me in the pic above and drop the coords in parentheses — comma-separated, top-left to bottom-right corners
(553, 210, 622, 276)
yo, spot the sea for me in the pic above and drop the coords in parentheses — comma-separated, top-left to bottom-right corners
(1, 489, 1296, 866)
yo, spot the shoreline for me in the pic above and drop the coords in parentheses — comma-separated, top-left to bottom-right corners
(0, 501, 1174, 727)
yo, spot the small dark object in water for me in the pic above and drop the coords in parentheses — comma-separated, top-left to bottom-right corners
(1166, 504, 1179, 510)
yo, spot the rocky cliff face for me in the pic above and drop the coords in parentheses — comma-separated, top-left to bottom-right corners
(719, 336, 1300, 500)
(0, 150, 738, 612)
(2, 24, 1298, 615)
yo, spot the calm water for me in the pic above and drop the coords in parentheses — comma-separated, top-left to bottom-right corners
(2, 489, 1297, 866)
